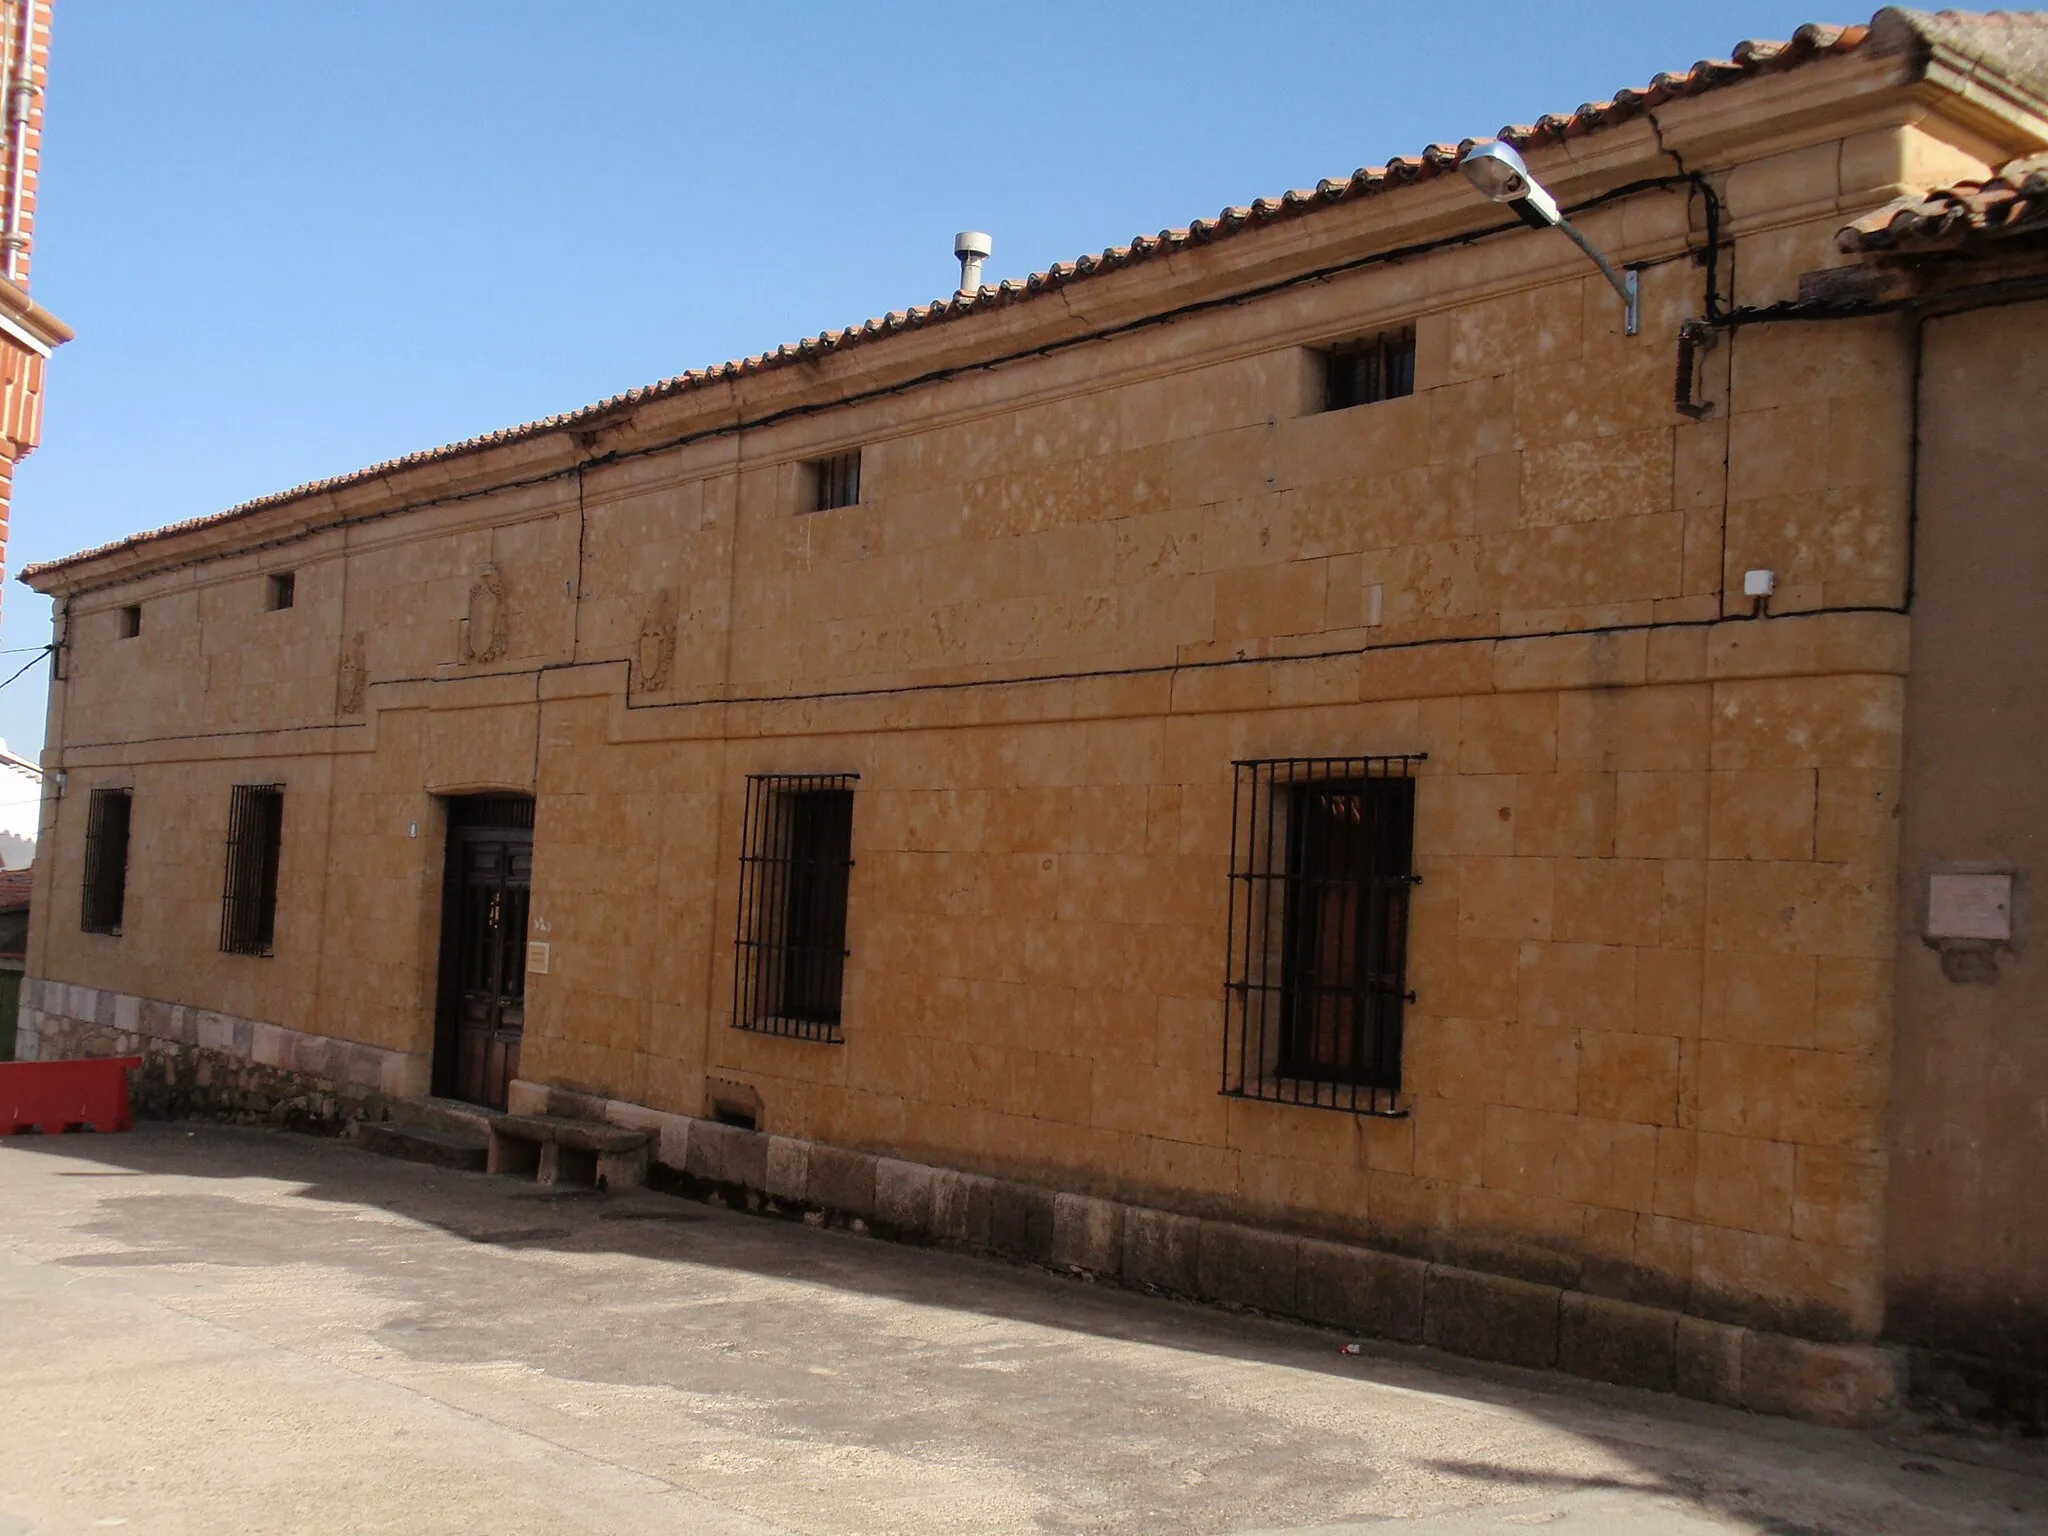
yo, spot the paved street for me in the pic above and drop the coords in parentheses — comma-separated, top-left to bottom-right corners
(0, 1124, 2042, 1535)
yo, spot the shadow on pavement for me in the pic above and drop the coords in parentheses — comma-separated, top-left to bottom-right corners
(6, 1120, 2040, 1536)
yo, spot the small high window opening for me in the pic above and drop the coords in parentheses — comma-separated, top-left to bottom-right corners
(733, 773, 857, 1042)
(267, 572, 295, 611)
(809, 450, 862, 512)
(80, 788, 133, 936)
(1323, 328, 1417, 412)
(117, 605, 141, 639)
(1223, 755, 1421, 1116)
(220, 784, 285, 957)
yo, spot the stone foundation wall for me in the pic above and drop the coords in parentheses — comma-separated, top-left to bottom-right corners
(513, 1078, 1902, 1428)
(18, 978, 428, 1132)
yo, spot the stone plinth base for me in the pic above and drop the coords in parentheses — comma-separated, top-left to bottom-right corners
(507, 1079, 1902, 1428)
(17, 978, 426, 1133)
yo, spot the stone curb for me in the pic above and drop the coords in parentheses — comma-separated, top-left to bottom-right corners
(520, 1081, 1902, 1429)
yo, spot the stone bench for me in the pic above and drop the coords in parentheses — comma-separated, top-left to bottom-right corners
(487, 1113, 650, 1190)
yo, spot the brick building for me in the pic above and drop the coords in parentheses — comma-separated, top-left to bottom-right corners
(0, 0, 69, 599)
(15, 8, 2048, 1426)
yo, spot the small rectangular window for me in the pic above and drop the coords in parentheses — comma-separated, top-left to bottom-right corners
(220, 784, 284, 956)
(81, 788, 133, 935)
(808, 450, 862, 512)
(733, 773, 857, 1042)
(1323, 328, 1417, 412)
(1223, 755, 1422, 1115)
(267, 572, 295, 611)
(117, 605, 141, 639)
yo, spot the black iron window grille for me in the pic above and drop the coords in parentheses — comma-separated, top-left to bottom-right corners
(80, 787, 133, 936)
(447, 794, 535, 830)
(1323, 327, 1417, 412)
(809, 450, 861, 512)
(1223, 755, 1422, 1116)
(733, 773, 857, 1042)
(220, 784, 285, 957)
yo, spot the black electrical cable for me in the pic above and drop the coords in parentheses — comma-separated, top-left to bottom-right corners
(0, 645, 51, 692)
(68, 168, 2041, 756)
(1683, 271, 2048, 622)
(54, 598, 1913, 752)
(36, 167, 1840, 754)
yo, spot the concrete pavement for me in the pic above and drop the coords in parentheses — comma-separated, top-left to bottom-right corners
(0, 1123, 2041, 1535)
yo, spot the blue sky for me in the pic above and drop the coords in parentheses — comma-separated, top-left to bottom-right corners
(1, 0, 1837, 758)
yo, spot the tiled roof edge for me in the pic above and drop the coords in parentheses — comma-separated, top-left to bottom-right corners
(23, 17, 1884, 585)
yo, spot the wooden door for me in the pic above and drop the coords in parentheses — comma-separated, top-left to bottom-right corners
(435, 803, 533, 1110)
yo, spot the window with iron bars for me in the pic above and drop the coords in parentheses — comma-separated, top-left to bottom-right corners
(732, 774, 857, 1042)
(80, 787, 133, 936)
(808, 450, 862, 512)
(1223, 756, 1421, 1116)
(1323, 327, 1417, 412)
(219, 784, 284, 957)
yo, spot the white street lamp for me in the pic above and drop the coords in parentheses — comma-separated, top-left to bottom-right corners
(1460, 141, 1639, 336)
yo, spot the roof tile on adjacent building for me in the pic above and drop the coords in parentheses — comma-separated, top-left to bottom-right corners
(27, 10, 2026, 585)
(1839, 148, 2048, 249)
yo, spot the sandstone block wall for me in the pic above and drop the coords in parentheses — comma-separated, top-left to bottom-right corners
(25, 92, 1990, 1354)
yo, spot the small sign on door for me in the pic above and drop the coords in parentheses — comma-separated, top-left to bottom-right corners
(526, 941, 551, 975)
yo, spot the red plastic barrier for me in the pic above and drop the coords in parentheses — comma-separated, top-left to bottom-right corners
(0, 1056, 142, 1134)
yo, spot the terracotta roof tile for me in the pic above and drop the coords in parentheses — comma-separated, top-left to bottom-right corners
(0, 864, 32, 911)
(1838, 148, 2048, 251)
(16, 17, 1893, 583)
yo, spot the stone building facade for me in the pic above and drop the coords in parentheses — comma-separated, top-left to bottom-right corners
(17, 9, 2048, 1425)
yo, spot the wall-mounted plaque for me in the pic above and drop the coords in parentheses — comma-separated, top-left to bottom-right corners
(1927, 872, 2013, 943)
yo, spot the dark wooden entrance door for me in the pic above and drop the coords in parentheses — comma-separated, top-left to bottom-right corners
(434, 796, 534, 1110)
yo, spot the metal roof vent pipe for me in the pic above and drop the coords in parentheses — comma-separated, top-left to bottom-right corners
(954, 230, 992, 297)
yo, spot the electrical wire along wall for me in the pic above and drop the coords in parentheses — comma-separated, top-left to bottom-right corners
(733, 774, 857, 1043)
(219, 785, 284, 956)
(1223, 756, 1421, 1117)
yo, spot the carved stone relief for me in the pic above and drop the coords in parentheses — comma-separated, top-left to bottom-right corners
(637, 588, 677, 692)
(461, 564, 509, 664)
(336, 629, 368, 716)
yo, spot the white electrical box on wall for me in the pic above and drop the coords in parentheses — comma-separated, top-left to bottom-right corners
(1922, 865, 2023, 984)
(1743, 568, 1776, 597)
(526, 942, 550, 975)
(1927, 872, 2014, 942)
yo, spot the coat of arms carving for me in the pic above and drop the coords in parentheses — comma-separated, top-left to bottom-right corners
(461, 564, 509, 664)
(637, 588, 678, 693)
(336, 629, 369, 715)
